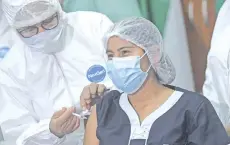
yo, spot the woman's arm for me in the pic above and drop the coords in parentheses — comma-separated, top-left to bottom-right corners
(225, 125, 230, 136)
(84, 106, 99, 145)
(187, 100, 230, 145)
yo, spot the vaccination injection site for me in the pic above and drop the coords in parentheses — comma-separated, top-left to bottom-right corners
(1, 0, 230, 145)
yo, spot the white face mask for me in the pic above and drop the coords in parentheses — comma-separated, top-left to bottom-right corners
(21, 23, 72, 54)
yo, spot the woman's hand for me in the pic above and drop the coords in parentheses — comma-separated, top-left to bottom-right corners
(49, 107, 80, 138)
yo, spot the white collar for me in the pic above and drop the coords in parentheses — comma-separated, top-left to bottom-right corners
(119, 90, 184, 142)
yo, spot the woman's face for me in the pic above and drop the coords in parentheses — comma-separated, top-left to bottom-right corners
(106, 36, 151, 72)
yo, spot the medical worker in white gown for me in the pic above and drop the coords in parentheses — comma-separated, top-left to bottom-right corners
(203, 0, 230, 133)
(0, 0, 113, 144)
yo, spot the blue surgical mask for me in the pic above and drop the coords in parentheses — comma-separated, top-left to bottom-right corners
(106, 54, 151, 94)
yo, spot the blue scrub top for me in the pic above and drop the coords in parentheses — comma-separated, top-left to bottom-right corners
(96, 87, 230, 145)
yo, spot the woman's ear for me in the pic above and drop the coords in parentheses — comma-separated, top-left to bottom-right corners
(140, 55, 150, 72)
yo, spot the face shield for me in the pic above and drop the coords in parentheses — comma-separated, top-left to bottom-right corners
(2, 0, 63, 28)
(2, 0, 72, 54)
(17, 12, 60, 38)
(0, 0, 12, 35)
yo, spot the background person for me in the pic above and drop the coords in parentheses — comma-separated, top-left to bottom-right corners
(203, 0, 230, 133)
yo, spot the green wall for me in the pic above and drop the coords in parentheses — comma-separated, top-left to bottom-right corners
(216, 0, 225, 14)
(63, 0, 225, 35)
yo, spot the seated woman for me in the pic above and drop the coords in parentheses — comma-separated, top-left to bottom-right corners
(84, 17, 230, 145)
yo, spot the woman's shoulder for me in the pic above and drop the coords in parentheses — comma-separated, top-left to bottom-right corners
(174, 86, 229, 144)
(96, 90, 121, 112)
(96, 90, 122, 125)
(97, 90, 121, 105)
(173, 86, 214, 114)
(175, 86, 209, 103)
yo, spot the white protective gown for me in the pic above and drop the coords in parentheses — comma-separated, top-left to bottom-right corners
(0, 0, 27, 143)
(0, 11, 113, 145)
(203, 0, 230, 126)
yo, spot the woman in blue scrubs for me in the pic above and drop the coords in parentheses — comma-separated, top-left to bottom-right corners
(84, 17, 230, 145)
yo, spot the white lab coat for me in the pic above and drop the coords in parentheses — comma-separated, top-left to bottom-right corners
(203, 0, 230, 126)
(0, 11, 113, 145)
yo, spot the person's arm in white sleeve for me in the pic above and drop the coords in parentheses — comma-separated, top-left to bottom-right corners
(0, 72, 66, 145)
(16, 107, 79, 145)
(0, 85, 37, 140)
(203, 0, 230, 133)
(203, 55, 230, 127)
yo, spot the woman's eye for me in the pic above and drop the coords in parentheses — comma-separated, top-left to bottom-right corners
(121, 50, 129, 55)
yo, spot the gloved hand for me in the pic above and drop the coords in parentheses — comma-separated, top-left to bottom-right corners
(49, 107, 80, 138)
(80, 83, 107, 111)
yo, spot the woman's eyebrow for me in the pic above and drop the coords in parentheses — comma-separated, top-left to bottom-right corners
(106, 46, 134, 53)
(117, 46, 134, 51)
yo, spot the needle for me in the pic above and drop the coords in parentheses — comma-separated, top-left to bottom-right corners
(72, 113, 87, 119)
